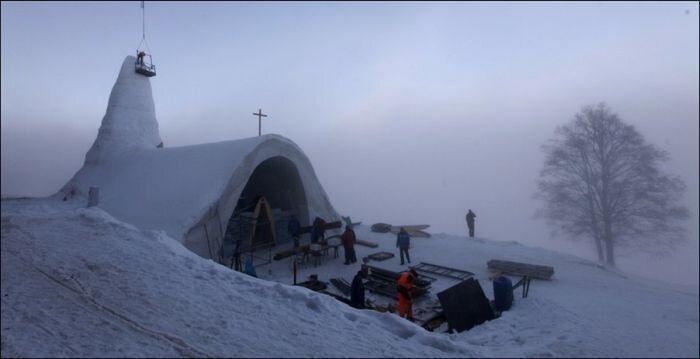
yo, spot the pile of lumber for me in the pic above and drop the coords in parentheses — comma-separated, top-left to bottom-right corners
(487, 259, 554, 280)
(370, 223, 431, 238)
(361, 264, 432, 298)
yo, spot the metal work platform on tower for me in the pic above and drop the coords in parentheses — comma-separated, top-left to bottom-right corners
(135, 1, 156, 77)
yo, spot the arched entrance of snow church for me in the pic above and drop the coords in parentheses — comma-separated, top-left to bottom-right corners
(222, 156, 309, 267)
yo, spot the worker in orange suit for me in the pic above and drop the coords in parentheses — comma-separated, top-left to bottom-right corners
(396, 268, 418, 321)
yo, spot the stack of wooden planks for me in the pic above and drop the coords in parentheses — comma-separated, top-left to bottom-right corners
(361, 264, 433, 298)
(370, 223, 432, 238)
(487, 259, 554, 280)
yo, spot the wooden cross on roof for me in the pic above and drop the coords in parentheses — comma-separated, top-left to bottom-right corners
(253, 108, 267, 136)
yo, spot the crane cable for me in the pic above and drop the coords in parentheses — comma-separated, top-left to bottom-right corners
(142, 0, 145, 40)
(137, 1, 151, 54)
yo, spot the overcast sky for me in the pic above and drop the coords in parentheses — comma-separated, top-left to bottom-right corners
(2, 1, 698, 286)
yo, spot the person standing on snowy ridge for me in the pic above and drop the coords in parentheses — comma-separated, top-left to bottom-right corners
(396, 227, 411, 265)
(466, 209, 476, 238)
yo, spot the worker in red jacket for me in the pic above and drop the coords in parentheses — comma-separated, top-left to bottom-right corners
(341, 225, 357, 265)
(396, 268, 417, 321)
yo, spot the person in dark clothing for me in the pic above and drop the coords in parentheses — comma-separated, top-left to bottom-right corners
(396, 227, 411, 265)
(311, 217, 326, 243)
(342, 225, 357, 265)
(244, 255, 257, 278)
(288, 216, 301, 248)
(350, 268, 367, 309)
(137, 51, 146, 65)
(466, 209, 477, 238)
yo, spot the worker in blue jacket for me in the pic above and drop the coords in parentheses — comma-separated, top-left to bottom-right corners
(396, 227, 411, 265)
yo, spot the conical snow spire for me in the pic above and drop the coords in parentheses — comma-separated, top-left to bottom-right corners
(84, 55, 162, 165)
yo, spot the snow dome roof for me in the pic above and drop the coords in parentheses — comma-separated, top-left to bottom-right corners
(61, 56, 339, 245)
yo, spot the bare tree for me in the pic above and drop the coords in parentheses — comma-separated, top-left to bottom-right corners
(537, 103, 689, 266)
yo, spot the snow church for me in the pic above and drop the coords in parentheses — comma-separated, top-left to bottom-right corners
(61, 56, 340, 264)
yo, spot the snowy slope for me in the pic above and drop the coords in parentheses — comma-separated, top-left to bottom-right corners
(2, 198, 698, 357)
(1, 198, 471, 358)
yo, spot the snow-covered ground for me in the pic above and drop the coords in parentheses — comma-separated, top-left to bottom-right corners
(2, 197, 698, 357)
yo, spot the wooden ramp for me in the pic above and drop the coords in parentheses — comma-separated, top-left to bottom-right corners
(412, 262, 474, 281)
(487, 259, 554, 280)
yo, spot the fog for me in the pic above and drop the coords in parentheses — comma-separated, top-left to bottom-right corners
(2, 2, 698, 287)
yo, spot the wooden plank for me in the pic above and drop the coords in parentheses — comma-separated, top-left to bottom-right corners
(330, 278, 352, 296)
(412, 262, 474, 281)
(487, 259, 554, 280)
(370, 223, 392, 233)
(366, 251, 394, 261)
(391, 224, 430, 231)
(355, 239, 379, 248)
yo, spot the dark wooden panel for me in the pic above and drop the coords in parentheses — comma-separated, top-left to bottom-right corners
(437, 278, 495, 332)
